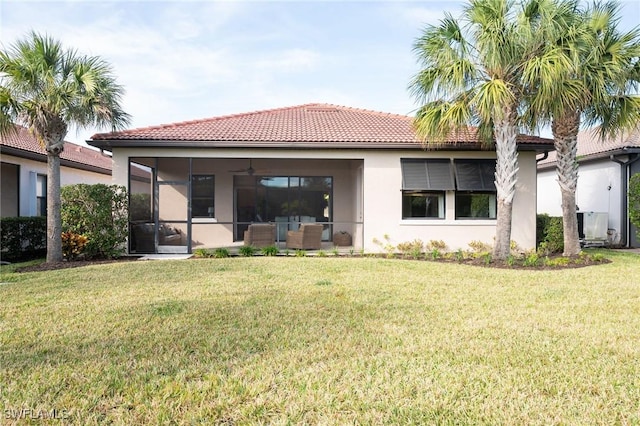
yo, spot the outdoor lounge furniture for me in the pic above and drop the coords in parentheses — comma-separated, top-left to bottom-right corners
(244, 223, 276, 248)
(286, 223, 323, 250)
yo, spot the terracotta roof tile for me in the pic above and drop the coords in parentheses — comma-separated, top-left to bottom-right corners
(1, 125, 112, 173)
(538, 126, 640, 167)
(90, 103, 552, 148)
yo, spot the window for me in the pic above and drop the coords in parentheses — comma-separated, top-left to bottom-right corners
(455, 192, 497, 219)
(454, 160, 496, 219)
(401, 159, 453, 219)
(191, 175, 215, 218)
(36, 174, 46, 216)
(402, 192, 445, 219)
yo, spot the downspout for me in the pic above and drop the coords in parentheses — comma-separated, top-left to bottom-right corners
(610, 151, 640, 247)
(536, 151, 549, 163)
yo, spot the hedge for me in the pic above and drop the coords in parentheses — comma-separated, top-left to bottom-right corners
(0, 216, 47, 262)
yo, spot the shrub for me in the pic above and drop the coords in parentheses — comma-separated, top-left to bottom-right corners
(193, 248, 211, 258)
(61, 184, 128, 259)
(239, 246, 257, 257)
(545, 256, 570, 267)
(61, 231, 89, 260)
(261, 245, 279, 256)
(629, 173, 640, 238)
(453, 249, 466, 262)
(536, 214, 551, 248)
(429, 248, 441, 260)
(373, 234, 395, 258)
(468, 240, 491, 253)
(426, 240, 447, 251)
(295, 249, 307, 257)
(0, 216, 46, 262)
(397, 239, 424, 259)
(542, 216, 564, 254)
(212, 248, 230, 258)
(523, 251, 540, 267)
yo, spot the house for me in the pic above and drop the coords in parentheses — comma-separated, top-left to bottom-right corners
(537, 127, 640, 248)
(0, 125, 113, 218)
(88, 103, 554, 255)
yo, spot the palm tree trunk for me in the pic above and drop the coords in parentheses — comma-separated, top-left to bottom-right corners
(46, 152, 63, 262)
(552, 112, 581, 256)
(493, 115, 519, 260)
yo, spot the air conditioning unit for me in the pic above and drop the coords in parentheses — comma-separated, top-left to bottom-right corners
(577, 212, 608, 247)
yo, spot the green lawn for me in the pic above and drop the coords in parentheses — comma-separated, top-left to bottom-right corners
(1, 251, 639, 424)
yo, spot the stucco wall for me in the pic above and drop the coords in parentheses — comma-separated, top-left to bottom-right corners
(362, 150, 538, 252)
(112, 148, 540, 252)
(1, 154, 111, 217)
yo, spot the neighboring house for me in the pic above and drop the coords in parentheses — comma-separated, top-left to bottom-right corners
(537, 127, 640, 248)
(88, 103, 554, 255)
(1, 125, 113, 218)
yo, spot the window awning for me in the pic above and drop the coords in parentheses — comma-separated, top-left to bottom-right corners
(401, 159, 455, 191)
(454, 159, 496, 191)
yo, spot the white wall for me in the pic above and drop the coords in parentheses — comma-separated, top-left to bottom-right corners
(537, 160, 622, 241)
(362, 150, 538, 252)
(1, 154, 111, 217)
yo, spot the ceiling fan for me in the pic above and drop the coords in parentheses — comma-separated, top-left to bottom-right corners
(229, 159, 270, 176)
(229, 159, 255, 175)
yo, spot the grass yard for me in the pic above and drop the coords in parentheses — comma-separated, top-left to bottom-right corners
(1, 250, 639, 424)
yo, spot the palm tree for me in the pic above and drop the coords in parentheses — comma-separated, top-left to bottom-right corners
(410, 0, 561, 260)
(527, 1, 640, 256)
(0, 32, 130, 262)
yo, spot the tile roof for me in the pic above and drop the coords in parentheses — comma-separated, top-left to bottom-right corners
(90, 103, 552, 149)
(1, 125, 112, 174)
(537, 126, 640, 168)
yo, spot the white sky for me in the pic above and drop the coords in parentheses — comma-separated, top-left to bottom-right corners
(1, 0, 639, 146)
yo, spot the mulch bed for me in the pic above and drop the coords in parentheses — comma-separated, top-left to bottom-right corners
(11, 253, 611, 273)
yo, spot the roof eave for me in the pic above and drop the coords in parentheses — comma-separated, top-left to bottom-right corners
(537, 146, 640, 170)
(1, 145, 112, 175)
(89, 139, 554, 152)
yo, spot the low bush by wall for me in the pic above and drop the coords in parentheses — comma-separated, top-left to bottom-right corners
(0, 216, 47, 262)
(537, 214, 564, 253)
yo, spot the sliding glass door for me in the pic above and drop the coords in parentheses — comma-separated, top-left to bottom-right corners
(234, 176, 332, 241)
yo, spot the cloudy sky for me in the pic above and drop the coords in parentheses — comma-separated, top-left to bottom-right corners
(1, 0, 639, 146)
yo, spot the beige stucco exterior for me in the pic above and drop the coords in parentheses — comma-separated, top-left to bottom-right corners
(111, 147, 539, 253)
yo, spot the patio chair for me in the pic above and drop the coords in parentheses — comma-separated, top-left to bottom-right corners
(286, 223, 323, 250)
(244, 223, 276, 248)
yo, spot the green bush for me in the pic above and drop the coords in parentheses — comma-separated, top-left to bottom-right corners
(536, 214, 551, 248)
(536, 214, 564, 254)
(61, 184, 128, 259)
(629, 173, 640, 238)
(0, 216, 46, 261)
(261, 245, 279, 256)
(239, 245, 257, 257)
(193, 248, 211, 258)
(544, 216, 564, 254)
(212, 248, 230, 258)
